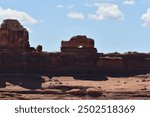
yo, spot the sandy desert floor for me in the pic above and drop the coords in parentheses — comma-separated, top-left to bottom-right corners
(0, 74, 150, 100)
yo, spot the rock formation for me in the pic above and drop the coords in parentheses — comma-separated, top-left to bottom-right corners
(0, 19, 150, 80)
(0, 19, 32, 50)
(61, 35, 94, 48)
(97, 53, 150, 76)
(0, 20, 99, 78)
(36, 45, 42, 52)
(61, 35, 97, 54)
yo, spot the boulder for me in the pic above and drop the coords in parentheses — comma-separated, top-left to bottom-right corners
(67, 89, 86, 96)
(86, 88, 103, 97)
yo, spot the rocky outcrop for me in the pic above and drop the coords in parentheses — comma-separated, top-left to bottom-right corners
(86, 88, 103, 97)
(0, 19, 150, 80)
(97, 53, 150, 76)
(0, 21, 99, 77)
(97, 57, 124, 75)
(0, 19, 32, 50)
(61, 35, 94, 48)
(61, 35, 97, 54)
(67, 89, 86, 96)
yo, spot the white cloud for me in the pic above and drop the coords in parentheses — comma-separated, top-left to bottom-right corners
(0, 7, 38, 25)
(123, 0, 135, 5)
(88, 3, 124, 20)
(141, 8, 150, 27)
(67, 12, 85, 19)
(57, 4, 74, 9)
(56, 4, 64, 8)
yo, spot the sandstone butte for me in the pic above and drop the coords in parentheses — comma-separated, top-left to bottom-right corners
(0, 19, 150, 81)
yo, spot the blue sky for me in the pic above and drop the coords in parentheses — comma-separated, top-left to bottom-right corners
(0, 0, 150, 53)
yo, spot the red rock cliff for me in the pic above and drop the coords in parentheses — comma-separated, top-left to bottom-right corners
(0, 19, 30, 50)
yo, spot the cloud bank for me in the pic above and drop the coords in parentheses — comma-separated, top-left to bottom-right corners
(141, 8, 150, 27)
(88, 3, 124, 20)
(0, 7, 38, 24)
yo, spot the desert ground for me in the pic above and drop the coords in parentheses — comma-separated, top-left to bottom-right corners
(0, 74, 150, 100)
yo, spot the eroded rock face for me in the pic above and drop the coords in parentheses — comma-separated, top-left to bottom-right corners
(97, 53, 150, 76)
(1, 19, 150, 79)
(60, 35, 99, 75)
(61, 35, 94, 48)
(0, 19, 30, 49)
(61, 35, 97, 53)
(0, 22, 100, 76)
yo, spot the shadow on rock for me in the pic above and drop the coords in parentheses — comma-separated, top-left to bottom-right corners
(73, 75, 108, 81)
(0, 74, 45, 89)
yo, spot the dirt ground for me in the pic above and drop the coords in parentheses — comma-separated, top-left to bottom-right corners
(0, 74, 150, 100)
